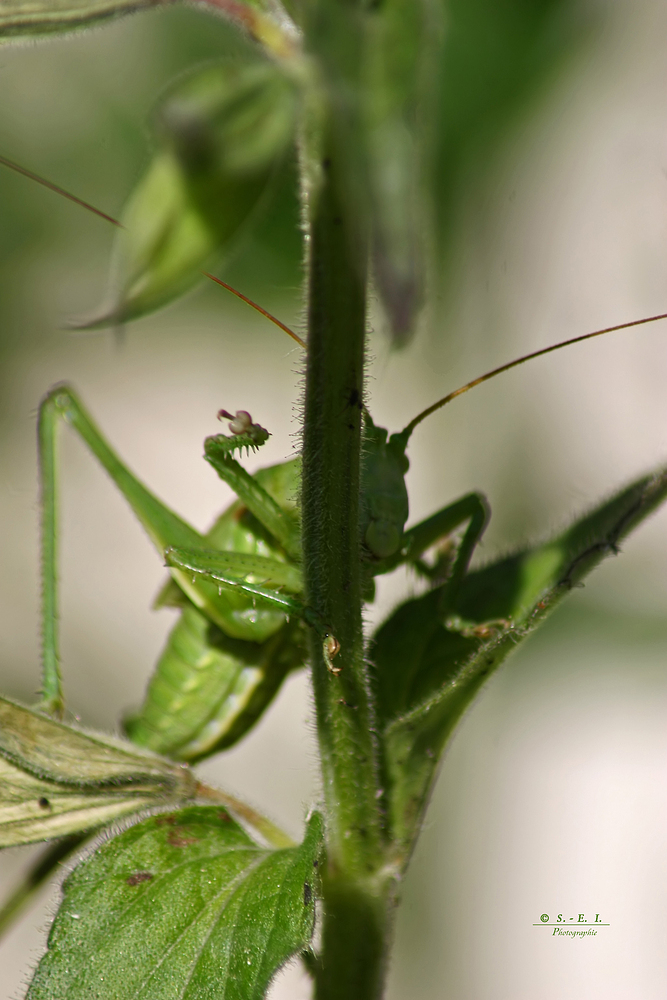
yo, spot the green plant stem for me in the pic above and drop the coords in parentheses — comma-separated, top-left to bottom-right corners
(302, 138, 392, 999)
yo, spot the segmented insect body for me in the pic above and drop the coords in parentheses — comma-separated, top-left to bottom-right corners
(125, 459, 307, 762)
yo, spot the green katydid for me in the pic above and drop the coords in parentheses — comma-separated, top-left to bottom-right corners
(36, 281, 667, 767)
(10, 151, 667, 764)
(0, 152, 317, 760)
(201, 274, 667, 620)
(38, 292, 667, 763)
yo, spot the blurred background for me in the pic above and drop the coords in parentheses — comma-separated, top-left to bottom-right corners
(1, 0, 667, 995)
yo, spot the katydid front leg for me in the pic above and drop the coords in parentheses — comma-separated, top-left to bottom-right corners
(372, 491, 491, 621)
(374, 490, 488, 572)
(403, 492, 490, 595)
(204, 435, 301, 562)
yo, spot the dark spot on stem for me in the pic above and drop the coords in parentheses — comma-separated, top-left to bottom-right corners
(218, 810, 232, 822)
(38, 797, 50, 809)
(304, 882, 312, 906)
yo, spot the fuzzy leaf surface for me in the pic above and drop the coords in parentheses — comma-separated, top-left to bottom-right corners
(371, 467, 667, 853)
(27, 807, 323, 1000)
(0, 696, 195, 846)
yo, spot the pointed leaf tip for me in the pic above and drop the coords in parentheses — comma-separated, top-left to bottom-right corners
(0, 696, 195, 847)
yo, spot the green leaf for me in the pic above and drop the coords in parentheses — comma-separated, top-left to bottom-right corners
(0, 696, 196, 847)
(0, 0, 168, 41)
(371, 467, 667, 855)
(26, 807, 323, 1000)
(363, 0, 439, 341)
(76, 59, 299, 328)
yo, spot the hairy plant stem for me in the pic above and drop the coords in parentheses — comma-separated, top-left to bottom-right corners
(302, 140, 393, 999)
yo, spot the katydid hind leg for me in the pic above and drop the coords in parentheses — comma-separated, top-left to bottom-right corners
(37, 395, 63, 716)
(36, 385, 205, 716)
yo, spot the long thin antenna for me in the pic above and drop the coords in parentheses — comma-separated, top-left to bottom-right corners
(0, 154, 122, 227)
(204, 272, 306, 349)
(401, 310, 667, 440)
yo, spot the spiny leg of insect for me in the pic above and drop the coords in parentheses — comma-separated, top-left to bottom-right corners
(164, 546, 303, 594)
(428, 494, 491, 608)
(375, 492, 489, 577)
(204, 435, 301, 563)
(38, 394, 63, 716)
(37, 384, 282, 713)
(37, 386, 205, 715)
(368, 492, 492, 632)
(164, 546, 334, 658)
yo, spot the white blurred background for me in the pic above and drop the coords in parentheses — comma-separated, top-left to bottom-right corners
(1, 0, 667, 996)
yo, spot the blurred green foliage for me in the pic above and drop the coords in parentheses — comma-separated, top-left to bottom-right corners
(0, 0, 593, 371)
(78, 58, 300, 327)
(434, 0, 592, 261)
